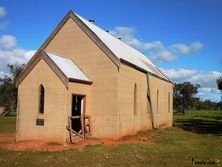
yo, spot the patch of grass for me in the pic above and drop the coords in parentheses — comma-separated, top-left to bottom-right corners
(174, 110, 222, 121)
(0, 115, 16, 134)
(0, 110, 221, 166)
(174, 110, 222, 135)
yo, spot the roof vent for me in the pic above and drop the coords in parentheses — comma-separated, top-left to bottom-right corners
(106, 30, 109, 33)
(118, 37, 122, 40)
(88, 19, 95, 23)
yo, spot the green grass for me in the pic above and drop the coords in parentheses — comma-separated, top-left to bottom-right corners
(174, 110, 222, 135)
(0, 113, 16, 134)
(174, 110, 222, 121)
(0, 110, 222, 167)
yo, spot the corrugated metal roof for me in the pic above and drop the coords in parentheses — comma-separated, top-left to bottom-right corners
(46, 52, 91, 82)
(75, 13, 170, 81)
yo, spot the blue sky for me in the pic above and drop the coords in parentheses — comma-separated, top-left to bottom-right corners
(0, 0, 221, 101)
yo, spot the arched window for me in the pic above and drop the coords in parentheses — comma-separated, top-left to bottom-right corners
(157, 89, 159, 113)
(134, 83, 137, 115)
(168, 92, 170, 113)
(39, 85, 45, 114)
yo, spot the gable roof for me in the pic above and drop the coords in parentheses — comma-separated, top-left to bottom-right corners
(47, 52, 91, 82)
(16, 50, 92, 87)
(17, 11, 171, 87)
(40, 11, 170, 82)
(75, 14, 169, 80)
(74, 13, 171, 82)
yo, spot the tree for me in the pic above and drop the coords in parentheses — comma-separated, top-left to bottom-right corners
(173, 82, 200, 114)
(0, 64, 24, 114)
(216, 76, 222, 101)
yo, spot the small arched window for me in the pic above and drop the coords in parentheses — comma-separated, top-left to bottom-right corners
(157, 89, 159, 113)
(39, 85, 45, 114)
(168, 92, 170, 113)
(134, 83, 137, 115)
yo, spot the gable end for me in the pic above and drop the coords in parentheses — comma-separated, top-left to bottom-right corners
(40, 11, 121, 68)
(16, 50, 92, 87)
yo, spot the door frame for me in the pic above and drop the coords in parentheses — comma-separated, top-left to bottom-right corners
(70, 93, 87, 134)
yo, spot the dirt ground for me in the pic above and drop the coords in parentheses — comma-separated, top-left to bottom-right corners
(0, 131, 157, 152)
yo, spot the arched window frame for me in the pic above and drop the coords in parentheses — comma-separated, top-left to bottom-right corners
(168, 92, 171, 113)
(157, 89, 159, 113)
(39, 84, 45, 114)
(134, 83, 137, 115)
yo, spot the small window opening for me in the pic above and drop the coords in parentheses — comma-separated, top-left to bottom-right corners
(157, 89, 159, 113)
(39, 85, 45, 114)
(134, 83, 137, 115)
(168, 92, 170, 113)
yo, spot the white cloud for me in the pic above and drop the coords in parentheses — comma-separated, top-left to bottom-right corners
(114, 26, 135, 35)
(150, 50, 175, 63)
(0, 7, 35, 75)
(199, 87, 220, 94)
(0, 35, 17, 50)
(189, 71, 221, 87)
(110, 26, 203, 63)
(0, 7, 6, 17)
(162, 68, 222, 101)
(161, 68, 197, 80)
(0, 70, 9, 78)
(163, 68, 222, 87)
(171, 41, 203, 55)
(110, 26, 143, 49)
(24, 50, 36, 60)
(0, 48, 33, 65)
(110, 27, 164, 51)
(144, 41, 164, 50)
(0, 34, 36, 73)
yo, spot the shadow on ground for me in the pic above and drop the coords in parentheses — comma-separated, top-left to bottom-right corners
(175, 118, 222, 135)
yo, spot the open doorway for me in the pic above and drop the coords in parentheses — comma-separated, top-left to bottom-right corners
(71, 95, 85, 133)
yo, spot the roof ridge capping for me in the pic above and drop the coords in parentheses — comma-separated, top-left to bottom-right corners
(70, 11, 172, 83)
